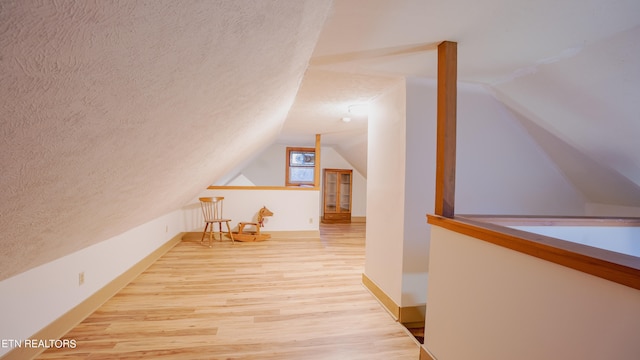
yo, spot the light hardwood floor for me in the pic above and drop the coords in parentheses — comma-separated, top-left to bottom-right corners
(38, 223, 419, 359)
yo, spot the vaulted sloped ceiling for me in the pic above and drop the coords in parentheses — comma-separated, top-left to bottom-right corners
(0, 0, 332, 280)
(280, 0, 640, 210)
(490, 25, 640, 206)
(1, 0, 639, 281)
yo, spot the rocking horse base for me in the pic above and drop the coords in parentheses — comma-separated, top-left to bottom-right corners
(234, 222, 270, 242)
(231, 232, 271, 242)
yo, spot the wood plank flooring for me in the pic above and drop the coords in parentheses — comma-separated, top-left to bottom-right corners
(38, 223, 419, 359)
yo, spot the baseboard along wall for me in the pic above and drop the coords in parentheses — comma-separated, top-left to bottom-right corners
(181, 230, 321, 242)
(1, 233, 182, 360)
(420, 345, 437, 360)
(361, 273, 425, 325)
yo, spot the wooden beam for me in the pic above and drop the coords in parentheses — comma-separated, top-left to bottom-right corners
(315, 134, 321, 187)
(434, 41, 457, 218)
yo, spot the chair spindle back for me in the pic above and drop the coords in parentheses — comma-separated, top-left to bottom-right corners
(199, 197, 224, 221)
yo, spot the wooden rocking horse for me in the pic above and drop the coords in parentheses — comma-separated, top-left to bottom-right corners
(234, 206, 274, 242)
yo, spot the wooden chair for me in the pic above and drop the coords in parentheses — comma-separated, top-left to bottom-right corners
(199, 197, 235, 247)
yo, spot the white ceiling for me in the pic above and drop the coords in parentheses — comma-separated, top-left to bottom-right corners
(1, 0, 639, 280)
(281, 0, 640, 197)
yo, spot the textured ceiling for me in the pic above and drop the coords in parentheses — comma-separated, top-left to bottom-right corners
(0, 0, 332, 280)
(1, 0, 640, 281)
(279, 0, 640, 205)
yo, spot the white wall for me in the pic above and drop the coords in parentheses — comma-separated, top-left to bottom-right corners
(240, 144, 288, 186)
(235, 143, 367, 217)
(404, 79, 587, 215)
(365, 76, 588, 310)
(424, 226, 640, 360)
(456, 83, 587, 215)
(365, 80, 407, 306)
(186, 188, 321, 232)
(0, 210, 184, 357)
(402, 78, 438, 306)
(227, 173, 256, 186)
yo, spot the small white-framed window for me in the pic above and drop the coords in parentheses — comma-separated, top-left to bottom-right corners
(285, 147, 315, 186)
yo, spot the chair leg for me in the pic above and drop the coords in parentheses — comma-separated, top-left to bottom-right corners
(201, 223, 210, 244)
(226, 221, 235, 244)
(209, 224, 213, 248)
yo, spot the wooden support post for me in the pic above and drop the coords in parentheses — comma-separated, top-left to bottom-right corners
(434, 41, 457, 218)
(315, 134, 321, 188)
